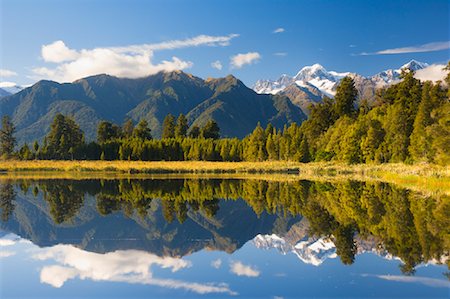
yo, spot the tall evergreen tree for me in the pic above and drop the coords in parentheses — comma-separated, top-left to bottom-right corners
(0, 115, 16, 158)
(45, 114, 84, 159)
(201, 120, 220, 139)
(133, 119, 152, 140)
(97, 121, 121, 143)
(162, 114, 176, 139)
(175, 114, 188, 138)
(122, 119, 134, 139)
(334, 76, 357, 118)
(188, 125, 201, 138)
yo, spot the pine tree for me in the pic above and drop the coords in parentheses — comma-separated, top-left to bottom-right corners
(334, 76, 357, 118)
(133, 119, 152, 140)
(162, 114, 176, 139)
(201, 120, 220, 139)
(97, 121, 121, 143)
(45, 114, 84, 159)
(409, 82, 434, 162)
(0, 115, 16, 158)
(361, 120, 385, 163)
(298, 136, 311, 163)
(122, 119, 134, 139)
(33, 140, 39, 158)
(188, 125, 201, 138)
(175, 114, 188, 138)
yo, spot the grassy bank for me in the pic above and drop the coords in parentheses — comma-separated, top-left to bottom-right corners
(0, 160, 448, 195)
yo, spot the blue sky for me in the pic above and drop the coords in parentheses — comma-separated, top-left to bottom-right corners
(0, 0, 449, 86)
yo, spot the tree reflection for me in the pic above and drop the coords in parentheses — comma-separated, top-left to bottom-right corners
(2, 177, 448, 273)
(0, 182, 16, 222)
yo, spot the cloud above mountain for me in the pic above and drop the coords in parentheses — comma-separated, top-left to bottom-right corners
(360, 41, 450, 55)
(32, 34, 239, 82)
(0, 69, 17, 78)
(230, 52, 261, 69)
(414, 64, 448, 82)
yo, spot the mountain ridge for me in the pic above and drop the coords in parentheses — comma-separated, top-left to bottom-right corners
(0, 71, 306, 144)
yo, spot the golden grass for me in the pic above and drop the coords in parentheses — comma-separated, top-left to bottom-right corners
(0, 160, 448, 195)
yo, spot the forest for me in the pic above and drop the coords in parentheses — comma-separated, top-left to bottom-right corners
(1, 65, 449, 165)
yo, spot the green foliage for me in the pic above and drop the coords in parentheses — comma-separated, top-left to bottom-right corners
(133, 119, 152, 141)
(162, 114, 176, 139)
(175, 114, 188, 138)
(44, 114, 84, 160)
(201, 120, 220, 139)
(334, 76, 357, 118)
(0, 115, 16, 158)
(97, 121, 121, 143)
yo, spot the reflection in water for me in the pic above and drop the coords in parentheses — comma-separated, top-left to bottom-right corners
(0, 177, 449, 278)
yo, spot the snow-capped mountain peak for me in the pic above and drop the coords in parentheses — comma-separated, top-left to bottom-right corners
(400, 60, 429, 71)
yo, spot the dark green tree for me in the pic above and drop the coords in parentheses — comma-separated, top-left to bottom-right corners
(133, 119, 152, 140)
(122, 119, 134, 139)
(97, 121, 121, 143)
(188, 125, 201, 138)
(175, 114, 188, 138)
(45, 114, 84, 160)
(334, 76, 357, 117)
(162, 114, 176, 139)
(201, 120, 220, 139)
(0, 115, 16, 158)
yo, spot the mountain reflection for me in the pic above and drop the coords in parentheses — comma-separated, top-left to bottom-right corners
(0, 177, 448, 275)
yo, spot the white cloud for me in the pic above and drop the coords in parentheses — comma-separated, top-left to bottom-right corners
(211, 60, 223, 70)
(32, 34, 239, 82)
(414, 64, 448, 82)
(211, 258, 222, 269)
(273, 28, 285, 34)
(42, 40, 81, 63)
(0, 251, 15, 258)
(368, 274, 450, 288)
(230, 52, 261, 69)
(0, 81, 18, 88)
(274, 52, 287, 57)
(33, 244, 236, 295)
(360, 41, 450, 55)
(0, 69, 17, 77)
(229, 261, 260, 277)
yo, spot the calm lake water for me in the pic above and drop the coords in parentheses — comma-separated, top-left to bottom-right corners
(0, 177, 448, 298)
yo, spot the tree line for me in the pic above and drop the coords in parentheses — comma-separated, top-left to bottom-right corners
(1, 63, 449, 164)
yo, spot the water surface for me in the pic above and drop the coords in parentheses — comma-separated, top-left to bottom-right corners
(0, 177, 448, 298)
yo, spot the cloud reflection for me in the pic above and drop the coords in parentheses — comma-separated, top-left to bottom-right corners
(32, 244, 236, 295)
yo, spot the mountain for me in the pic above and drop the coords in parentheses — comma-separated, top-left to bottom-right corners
(1, 181, 297, 257)
(253, 60, 429, 114)
(0, 83, 24, 97)
(0, 71, 306, 144)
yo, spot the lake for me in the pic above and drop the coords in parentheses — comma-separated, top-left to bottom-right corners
(0, 176, 448, 298)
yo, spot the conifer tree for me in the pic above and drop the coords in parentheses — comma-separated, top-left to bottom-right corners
(409, 82, 434, 162)
(298, 136, 311, 163)
(201, 120, 220, 139)
(162, 114, 176, 139)
(175, 114, 188, 138)
(0, 115, 16, 158)
(188, 125, 201, 138)
(122, 119, 134, 139)
(133, 119, 152, 140)
(334, 76, 357, 118)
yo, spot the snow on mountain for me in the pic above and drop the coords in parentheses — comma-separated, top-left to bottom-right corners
(0, 82, 24, 96)
(253, 60, 430, 97)
(253, 234, 337, 266)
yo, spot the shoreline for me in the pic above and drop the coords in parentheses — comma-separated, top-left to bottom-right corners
(0, 160, 448, 196)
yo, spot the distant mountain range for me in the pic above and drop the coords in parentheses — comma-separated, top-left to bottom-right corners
(253, 60, 429, 114)
(0, 71, 305, 144)
(0, 83, 24, 97)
